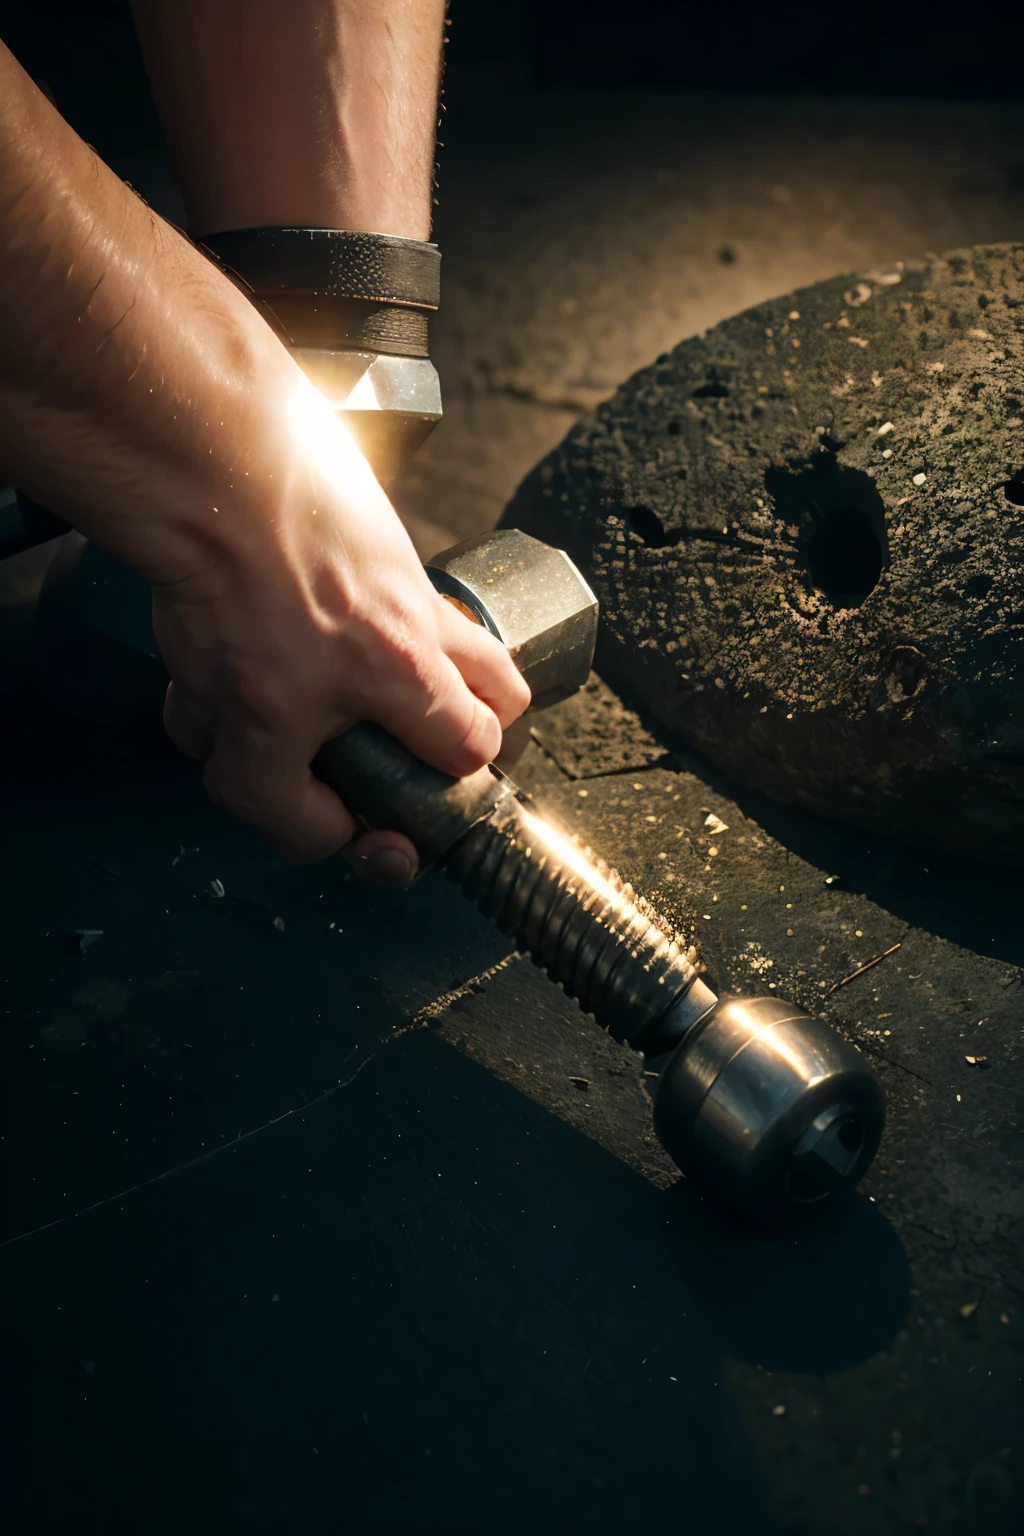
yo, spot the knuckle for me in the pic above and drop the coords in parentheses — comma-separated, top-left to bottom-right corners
(224, 665, 293, 733)
(204, 764, 292, 827)
(344, 601, 444, 708)
(383, 633, 446, 711)
(509, 666, 532, 709)
(387, 620, 439, 688)
(457, 701, 501, 769)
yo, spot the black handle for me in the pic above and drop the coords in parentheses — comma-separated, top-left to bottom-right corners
(313, 721, 508, 867)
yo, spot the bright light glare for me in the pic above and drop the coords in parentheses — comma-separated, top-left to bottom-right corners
(743, 1008, 819, 1079)
(519, 806, 633, 914)
(283, 373, 379, 501)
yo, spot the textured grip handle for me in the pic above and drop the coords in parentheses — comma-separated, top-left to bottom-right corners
(313, 721, 508, 867)
(445, 796, 700, 1047)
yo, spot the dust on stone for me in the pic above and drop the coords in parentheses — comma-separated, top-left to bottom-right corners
(504, 243, 1024, 862)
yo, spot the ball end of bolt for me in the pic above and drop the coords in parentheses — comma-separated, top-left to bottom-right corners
(651, 993, 885, 1213)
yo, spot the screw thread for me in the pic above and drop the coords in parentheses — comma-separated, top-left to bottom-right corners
(444, 797, 699, 1046)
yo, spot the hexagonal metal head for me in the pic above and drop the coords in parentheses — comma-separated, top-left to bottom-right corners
(291, 347, 442, 484)
(426, 529, 598, 710)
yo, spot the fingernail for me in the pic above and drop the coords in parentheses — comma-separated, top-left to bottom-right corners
(360, 848, 414, 887)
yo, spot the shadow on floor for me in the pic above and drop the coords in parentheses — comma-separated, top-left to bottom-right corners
(0, 709, 911, 1534)
(712, 774, 1024, 971)
(662, 1182, 911, 1374)
(1, 1030, 911, 1536)
(612, 689, 1024, 969)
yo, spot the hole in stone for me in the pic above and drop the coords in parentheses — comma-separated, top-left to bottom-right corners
(965, 573, 994, 599)
(765, 455, 889, 607)
(692, 380, 730, 399)
(1004, 471, 1024, 507)
(627, 504, 676, 547)
(887, 646, 928, 701)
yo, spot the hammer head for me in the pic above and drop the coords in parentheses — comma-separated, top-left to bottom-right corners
(290, 348, 442, 484)
(426, 528, 599, 710)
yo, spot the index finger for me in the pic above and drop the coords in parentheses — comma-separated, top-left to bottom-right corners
(369, 646, 504, 779)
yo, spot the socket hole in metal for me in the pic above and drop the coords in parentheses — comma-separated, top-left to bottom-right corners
(836, 1119, 864, 1154)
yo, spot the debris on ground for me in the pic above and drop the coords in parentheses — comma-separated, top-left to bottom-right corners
(829, 942, 902, 993)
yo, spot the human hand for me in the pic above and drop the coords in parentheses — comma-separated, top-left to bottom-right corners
(0, 51, 527, 877)
(153, 371, 529, 876)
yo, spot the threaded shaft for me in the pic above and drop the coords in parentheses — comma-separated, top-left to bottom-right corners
(443, 796, 700, 1047)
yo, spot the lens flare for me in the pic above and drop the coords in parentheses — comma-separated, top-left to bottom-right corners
(517, 806, 629, 910)
(283, 371, 380, 502)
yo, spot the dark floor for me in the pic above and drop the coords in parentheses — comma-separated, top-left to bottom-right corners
(2, 83, 1024, 1536)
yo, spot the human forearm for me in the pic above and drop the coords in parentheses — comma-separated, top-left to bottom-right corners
(0, 38, 309, 584)
(131, 0, 446, 238)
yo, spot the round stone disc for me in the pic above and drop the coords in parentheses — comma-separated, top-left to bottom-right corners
(503, 244, 1024, 861)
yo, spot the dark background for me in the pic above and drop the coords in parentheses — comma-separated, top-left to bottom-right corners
(513, 0, 1023, 100)
(0, 0, 1020, 171)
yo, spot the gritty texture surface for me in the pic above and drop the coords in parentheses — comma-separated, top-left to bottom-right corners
(526, 672, 672, 779)
(505, 243, 1024, 859)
